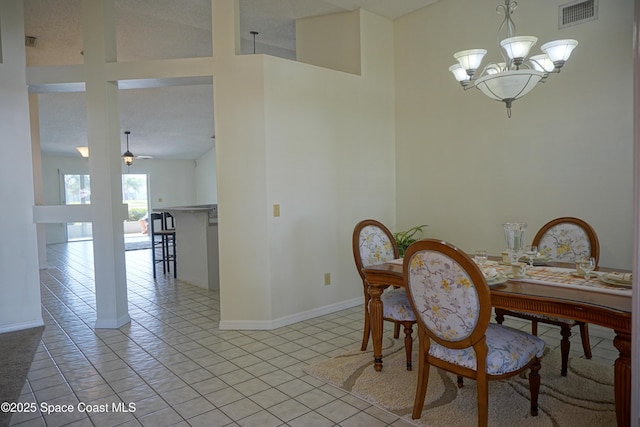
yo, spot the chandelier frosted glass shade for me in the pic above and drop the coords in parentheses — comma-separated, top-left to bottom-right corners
(474, 69, 544, 102)
(528, 54, 555, 73)
(453, 49, 487, 75)
(449, 64, 469, 82)
(540, 39, 578, 68)
(500, 36, 537, 64)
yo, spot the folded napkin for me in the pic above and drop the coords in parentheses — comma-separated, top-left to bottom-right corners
(605, 272, 632, 283)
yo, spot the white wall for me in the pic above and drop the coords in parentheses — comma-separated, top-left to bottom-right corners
(195, 147, 217, 204)
(266, 10, 396, 321)
(216, 9, 396, 327)
(296, 10, 361, 75)
(394, 0, 634, 269)
(0, 1, 43, 332)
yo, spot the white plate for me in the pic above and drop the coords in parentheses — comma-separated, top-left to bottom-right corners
(599, 275, 632, 288)
(506, 274, 530, 279)
(486, 275, 508, 286)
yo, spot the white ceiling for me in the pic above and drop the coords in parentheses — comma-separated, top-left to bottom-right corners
(24, 0, 438, 160)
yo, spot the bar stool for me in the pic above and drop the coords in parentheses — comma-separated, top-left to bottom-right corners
(150, 212, 176, 278)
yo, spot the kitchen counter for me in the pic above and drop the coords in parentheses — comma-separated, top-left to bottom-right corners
(155, 204, 218, 290)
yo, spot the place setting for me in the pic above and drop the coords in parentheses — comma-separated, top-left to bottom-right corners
(570, 257, 632, 289)
(598, 271, 633, 288)
(473, 249, 508, 286)
(570, 257, 598, 280)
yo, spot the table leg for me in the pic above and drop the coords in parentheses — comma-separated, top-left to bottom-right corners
(613, 330, 631, 427)
(368, 284, 384, 371)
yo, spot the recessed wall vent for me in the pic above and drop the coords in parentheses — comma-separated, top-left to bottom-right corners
(25, 36, 39, 48)
(559, 0, 597, 29)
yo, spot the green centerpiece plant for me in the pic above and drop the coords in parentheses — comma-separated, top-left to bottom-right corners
(394, 225, 428, 257)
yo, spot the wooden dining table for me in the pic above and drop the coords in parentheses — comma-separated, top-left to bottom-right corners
(362, 259, 633, 427)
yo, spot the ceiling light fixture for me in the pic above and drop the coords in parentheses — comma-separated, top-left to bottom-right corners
(449, 0, 578, 117)
(75, 146, 89, 158)
(122, 131, 134, 168)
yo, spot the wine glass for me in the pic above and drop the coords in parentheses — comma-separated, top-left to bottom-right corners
(474, 250, 488, 266)
(525, 245, 538, 267)
(579, 257, 596, 281)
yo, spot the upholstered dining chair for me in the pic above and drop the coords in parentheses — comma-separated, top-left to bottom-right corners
(495, 216, 599, 376)
(404, 239, 544, 427)
(352, 219, 416, 370)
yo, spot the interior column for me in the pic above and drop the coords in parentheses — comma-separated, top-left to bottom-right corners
(82, 0, 130, 328)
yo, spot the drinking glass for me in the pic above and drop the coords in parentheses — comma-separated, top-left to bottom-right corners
(579, 257, 596, 281)
(474, 250, 488, 266)
(525, 245, 538, 267)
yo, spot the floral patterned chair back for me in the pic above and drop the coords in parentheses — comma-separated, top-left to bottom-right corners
(533, 217, 600, 267)
(354, 220, 399, 275)
(404, 239, 491, 348)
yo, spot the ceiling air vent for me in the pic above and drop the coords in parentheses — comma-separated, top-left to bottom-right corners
(559, 0, 597, 29)
(25, 36, 39, 48)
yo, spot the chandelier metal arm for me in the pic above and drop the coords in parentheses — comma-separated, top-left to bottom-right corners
(496, 0, 518, 68)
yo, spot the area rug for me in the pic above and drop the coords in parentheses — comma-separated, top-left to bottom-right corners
(304, 338, 615, 426)
(0, 326, 44, 427)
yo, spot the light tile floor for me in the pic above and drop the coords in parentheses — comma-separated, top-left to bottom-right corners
(9, 241, 617, 426)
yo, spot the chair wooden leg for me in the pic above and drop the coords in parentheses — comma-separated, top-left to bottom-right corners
(477, 375, 489, 427)
(403, 323, 413, 371)
(412, 330, 429, 420)
(457, 376, 464, 388)
(528, 357, 541, 416)
(559, 324, 571, 376)
(579, 322, 592, 359)
(531, 320, 538, 336)
(393, 322, 401, 339)
(361, 293, 370, 351)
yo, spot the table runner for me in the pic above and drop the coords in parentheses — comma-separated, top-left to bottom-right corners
(492, 264, 632, 296)
(389, 258, 632, 296)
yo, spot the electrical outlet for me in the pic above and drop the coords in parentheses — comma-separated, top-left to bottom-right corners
(324, 273, 331, 286)
(273, 204, 280, 217)
(158, 197, 163, 203)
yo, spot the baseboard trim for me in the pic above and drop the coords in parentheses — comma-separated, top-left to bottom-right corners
(219, 297, 362, 330)
(94, 314, 131, 329)
(0, 319, 44, 335)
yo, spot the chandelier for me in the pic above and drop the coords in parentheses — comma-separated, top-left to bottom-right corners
(449, 0, 578, 117)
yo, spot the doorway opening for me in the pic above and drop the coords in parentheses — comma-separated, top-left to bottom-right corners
(62, 173, 149, 244)
(122, 174, 150, 246)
